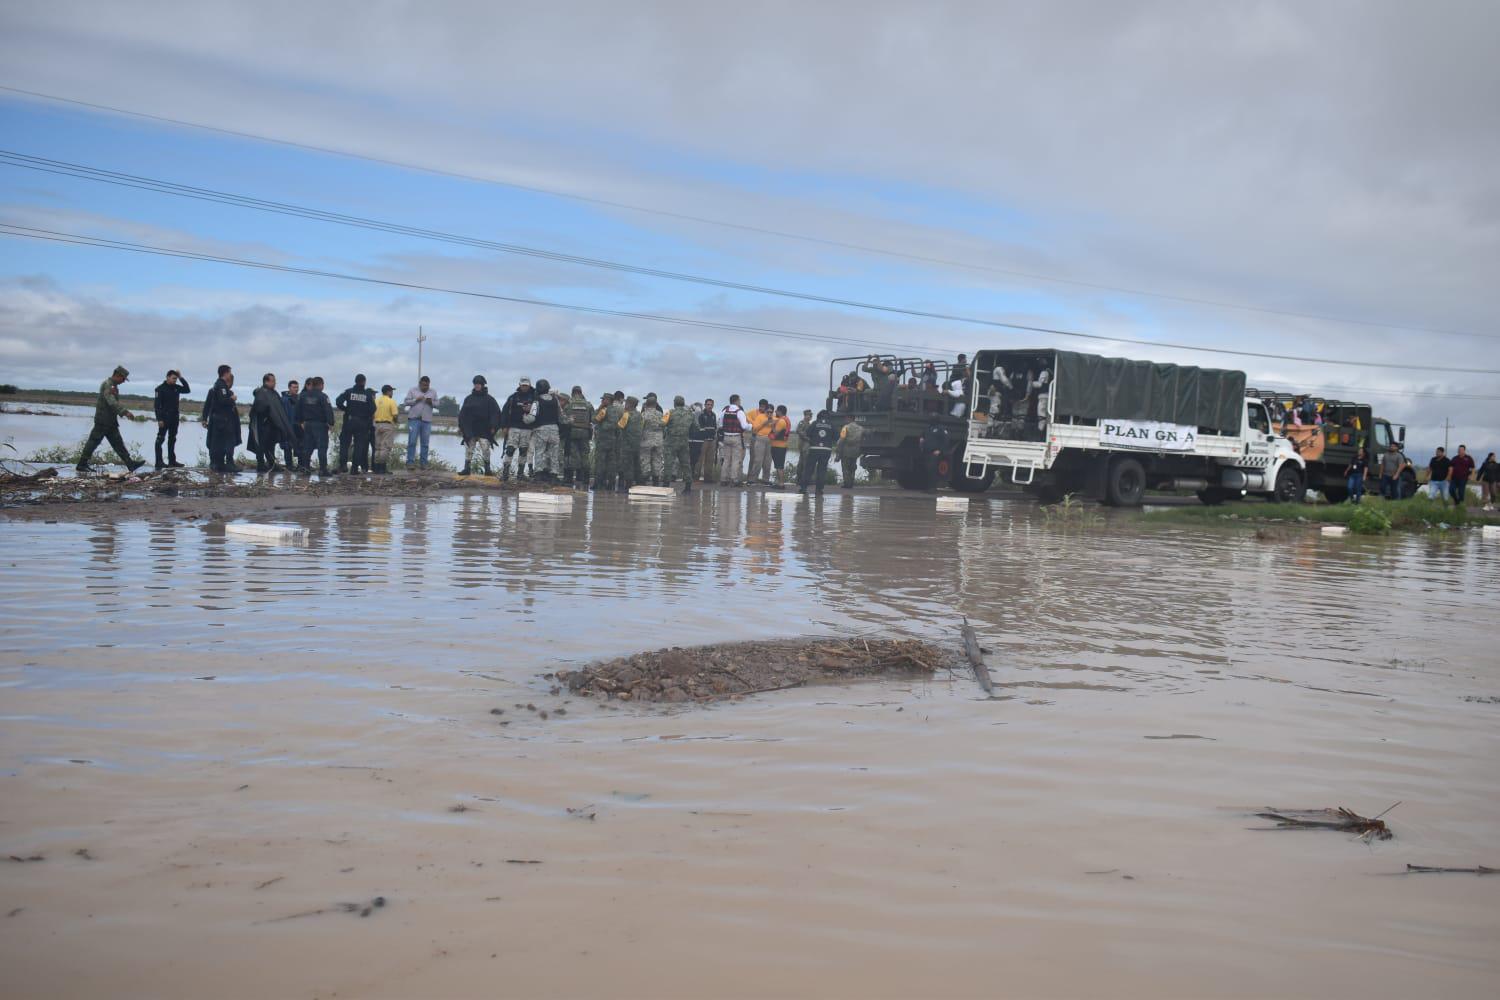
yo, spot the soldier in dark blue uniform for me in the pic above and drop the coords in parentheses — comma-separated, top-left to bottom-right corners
(201, 364, 242, 474)
(294, 377, 336, 475)
(336, 374, 377, 474)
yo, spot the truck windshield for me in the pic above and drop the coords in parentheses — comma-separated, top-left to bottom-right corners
(1373, 422, 1392, 450)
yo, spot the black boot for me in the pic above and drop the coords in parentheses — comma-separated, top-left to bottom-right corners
(483, 460, 493, 476)
(460, 463, 471, 476)
(154, 444, 164, 470)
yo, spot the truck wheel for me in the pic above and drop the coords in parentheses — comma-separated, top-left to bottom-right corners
(1269, 465, 1304, 503)
(1196, 487, 1231, 506)
(949, 456, 996, 493)
(1030, 483, 1066, 505)
(1321, 486, 1348, 504)
(896, 466, 933, 491)
(1104, 456, 1146, 507)
(1398, 468, 1418, 499)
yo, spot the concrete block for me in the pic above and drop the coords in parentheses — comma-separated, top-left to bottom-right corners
(225, 522, 308, 542)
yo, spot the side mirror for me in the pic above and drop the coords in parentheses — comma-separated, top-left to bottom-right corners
(1398, 426, 1406, 444)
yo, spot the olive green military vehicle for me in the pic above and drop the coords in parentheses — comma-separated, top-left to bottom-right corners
(826, 354, 994, 492)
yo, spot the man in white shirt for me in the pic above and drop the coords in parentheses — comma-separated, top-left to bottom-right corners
(718, 395, 750, 486)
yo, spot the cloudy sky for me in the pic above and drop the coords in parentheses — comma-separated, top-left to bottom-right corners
(0, 0, 1495, 456)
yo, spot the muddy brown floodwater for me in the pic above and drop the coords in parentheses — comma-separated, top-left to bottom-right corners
(1, 491, 1497, 999)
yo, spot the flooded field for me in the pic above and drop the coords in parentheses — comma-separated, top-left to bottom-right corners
(2, 492, 1497, 998)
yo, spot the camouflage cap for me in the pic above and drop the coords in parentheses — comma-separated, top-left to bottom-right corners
(112, 365, 130, 380)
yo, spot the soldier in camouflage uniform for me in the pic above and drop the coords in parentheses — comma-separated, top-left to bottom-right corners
(617, 395, 643, 491)
(77, 365, 145, 472)
(563, 386, 594, 488)
(836, 418, 865, 489)
(591, 391, 624, 491)
(665, 395, 694, 492)
(639, 392, 666, 485)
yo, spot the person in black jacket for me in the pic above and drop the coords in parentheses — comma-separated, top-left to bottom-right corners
(798, 410, 837, 495)
(691, 398, 718, 483)
(201, 364, 242, 474)
(336, 374, 377, 474)
(457, 375, 502, 475)
(294, 376, 336, 475)
(152, 369, 191, 468)
(919, 419, 953, 491)
(249, 373, 295, 473)
(499, 377, 536, 481)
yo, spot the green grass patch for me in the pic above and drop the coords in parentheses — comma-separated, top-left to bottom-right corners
(1144, 494, 1498, 531)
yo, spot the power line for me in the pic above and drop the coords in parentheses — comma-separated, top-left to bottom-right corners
(6, 220, 1500, 403)
(2, 152, 1495, 376)
(2, 82, 1492, 343)
(0, 223, 944, 355)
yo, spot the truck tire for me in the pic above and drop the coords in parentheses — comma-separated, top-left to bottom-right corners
(1104, 456, 1146, 507)
(895, 465, 934, 491)
(1321, 485, 1348, 504)
(949, 455, 996, 493)
(1269, 465, 1304, 503)
(1030, 482, 1067, 505)
(1196, 487, 1232, 506)
(1398, 468, 1418, 499)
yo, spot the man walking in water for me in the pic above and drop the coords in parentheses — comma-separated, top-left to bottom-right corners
(77, 365, 145, 473)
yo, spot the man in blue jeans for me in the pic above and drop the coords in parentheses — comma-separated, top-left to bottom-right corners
(403, 375, 437, 469)
(1377, 441, 1405, 499)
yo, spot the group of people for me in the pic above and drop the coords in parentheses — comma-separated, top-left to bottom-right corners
(455, 377, 854, 494)
(75, 364, 865, 495)
(1342, 441, 1496, 508)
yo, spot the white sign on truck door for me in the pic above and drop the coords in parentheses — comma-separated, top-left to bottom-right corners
(1099, 420, 1198, 451)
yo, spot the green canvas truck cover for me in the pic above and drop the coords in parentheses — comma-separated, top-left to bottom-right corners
(982, 349, 1246, 434)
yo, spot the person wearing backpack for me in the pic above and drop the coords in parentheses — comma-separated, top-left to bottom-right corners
(718, 395, 750, 486)
(836, 419, 865, 489)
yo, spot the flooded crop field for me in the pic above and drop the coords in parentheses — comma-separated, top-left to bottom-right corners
(2, 492, 1497, 998)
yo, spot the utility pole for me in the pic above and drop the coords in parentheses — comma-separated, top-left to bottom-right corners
(416, 326, 428, 382)
(1442, 417, 1452, 451)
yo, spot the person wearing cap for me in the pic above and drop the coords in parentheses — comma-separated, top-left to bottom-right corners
(500, 377, 536, 481)
(794, 408, 813, 451)
(562, 386, 595, 489)
(403, 375, 437, 470)
(77, 365, 145, 473)
(152, 368, 191, 469)
(591, 391, 620, 491)
(201, 364, 242, 474)
(639, 392, 667, 486)
(458, 375, 501, 476)
(617, 395, 643, 491)
(372, 384, 399, 474)
(665, 395, 694, 492)
(523, 378, 565, 483)
(336, 374, 377, 474)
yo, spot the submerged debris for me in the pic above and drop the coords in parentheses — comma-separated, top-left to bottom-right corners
(1404, 864, 1496, 875)
(1252, 805, 1398, 841)
(558, 637, 947, 704)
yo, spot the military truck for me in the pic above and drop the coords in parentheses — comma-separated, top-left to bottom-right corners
(959, 348, 1306, 506)
(1246, 391, 1416, 501)
(826, 354, 994, 491)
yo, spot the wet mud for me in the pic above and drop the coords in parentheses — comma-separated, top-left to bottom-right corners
(1, 491, 1497, 998)
(559, 636, 948, 702)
